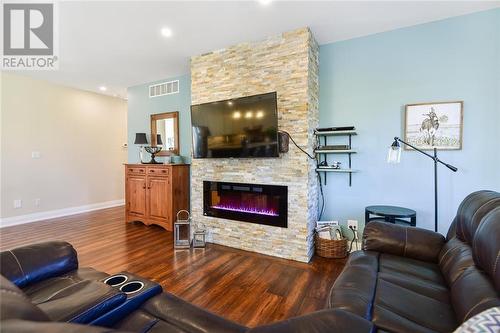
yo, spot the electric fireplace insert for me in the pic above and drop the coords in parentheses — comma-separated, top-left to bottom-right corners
(203, 181, 287, 228)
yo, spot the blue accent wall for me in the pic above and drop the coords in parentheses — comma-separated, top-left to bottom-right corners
(127, 75, 191, 163)
(319, 9, 500, 233)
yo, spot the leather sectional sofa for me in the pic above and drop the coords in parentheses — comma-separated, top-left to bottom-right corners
(0, 190, 499, 333)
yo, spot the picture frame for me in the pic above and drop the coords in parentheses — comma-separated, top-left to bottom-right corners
(404, 101, 463, 150)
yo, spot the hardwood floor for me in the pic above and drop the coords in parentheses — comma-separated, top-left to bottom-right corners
(0, 206, 346, 327)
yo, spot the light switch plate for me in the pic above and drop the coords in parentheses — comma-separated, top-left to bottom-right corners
(14, 199, 22, 209)
(31, 151, 41, 159)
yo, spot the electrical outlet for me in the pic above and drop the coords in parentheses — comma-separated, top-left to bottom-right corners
(347, 219, 358, 231)
(13, 199, 22, 209)
(35, 198, 41, 207)
(31, 151, 41, 159)
(348, 220, 359, 241)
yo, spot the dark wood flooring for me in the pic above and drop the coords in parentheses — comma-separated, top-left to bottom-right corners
(0, 206, 346, 327)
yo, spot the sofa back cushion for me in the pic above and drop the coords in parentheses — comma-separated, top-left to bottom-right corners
(0, 241, 78, 288)
(473, 207, 500, 291)
(440, 191, 500, 324)
(454, 191, 500, 245)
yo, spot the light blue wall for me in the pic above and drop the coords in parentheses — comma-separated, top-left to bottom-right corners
(319, 9, 500, 233)
(127, 75, 192, 163)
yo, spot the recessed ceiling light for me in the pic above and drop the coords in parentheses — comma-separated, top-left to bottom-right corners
(258, 0, 272, 5)
(99, 86, 107, 92)
(161, 27, 173, 38)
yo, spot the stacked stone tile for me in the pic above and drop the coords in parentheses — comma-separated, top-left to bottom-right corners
(190, 28, 319, 262)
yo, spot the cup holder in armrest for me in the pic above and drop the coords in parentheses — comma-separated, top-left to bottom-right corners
(91, 272, 162, 327)
(103, 274, 128, 287)
(119, 281, 145, 294)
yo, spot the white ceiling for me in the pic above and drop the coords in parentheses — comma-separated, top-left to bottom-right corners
(10, 1, 500, 99)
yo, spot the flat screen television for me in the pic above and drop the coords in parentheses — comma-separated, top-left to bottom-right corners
(191, 92, 279, 158)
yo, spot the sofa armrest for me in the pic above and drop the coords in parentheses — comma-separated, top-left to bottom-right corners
(0, 241, 78, 288)
(247, 309, 373, 333)
(362, 221, 445, 263)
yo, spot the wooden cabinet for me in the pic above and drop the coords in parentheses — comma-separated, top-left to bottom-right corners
(125, 164, 189, 231)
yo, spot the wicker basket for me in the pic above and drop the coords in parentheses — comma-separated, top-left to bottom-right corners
(314, 233, 348, 258)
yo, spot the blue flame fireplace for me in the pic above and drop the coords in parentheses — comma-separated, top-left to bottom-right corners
(203, 181, 288, 228)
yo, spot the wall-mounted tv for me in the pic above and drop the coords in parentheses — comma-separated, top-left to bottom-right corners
(191, 92, 279, 158)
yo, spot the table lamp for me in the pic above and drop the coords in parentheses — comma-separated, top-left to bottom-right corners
(134, 133, 148, 164)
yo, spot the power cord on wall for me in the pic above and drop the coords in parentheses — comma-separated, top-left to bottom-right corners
(278, 130, 325, 220)
(348, 226, 359, 252)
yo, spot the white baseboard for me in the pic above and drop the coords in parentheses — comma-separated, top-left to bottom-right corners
(0, 199, 125, 228)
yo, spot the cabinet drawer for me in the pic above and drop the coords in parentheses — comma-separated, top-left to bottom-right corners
(127, 166, 146, 174)
(147, 168, 169, 176)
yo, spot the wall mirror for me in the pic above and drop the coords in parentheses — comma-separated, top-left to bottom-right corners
(151, 111, 179, 156)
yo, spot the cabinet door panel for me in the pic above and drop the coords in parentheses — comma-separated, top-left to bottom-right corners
(147, 176, 171, 223)
(127, 176, 146, 216)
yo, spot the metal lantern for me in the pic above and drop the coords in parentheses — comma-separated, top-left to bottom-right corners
(174, 210, 191, 249)
(193, 222, 206, 248)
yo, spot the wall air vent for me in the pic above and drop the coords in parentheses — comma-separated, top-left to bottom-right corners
(149, 80, 179, 98)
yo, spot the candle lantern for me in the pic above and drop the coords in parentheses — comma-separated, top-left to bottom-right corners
(193, 221, 206, 248)
(174, 210, 191, 249)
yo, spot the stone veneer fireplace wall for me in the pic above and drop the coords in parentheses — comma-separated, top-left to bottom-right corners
(190, 28, 319, 262)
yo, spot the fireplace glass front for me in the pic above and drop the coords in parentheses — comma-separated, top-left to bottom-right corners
(203, 181, 287, 228)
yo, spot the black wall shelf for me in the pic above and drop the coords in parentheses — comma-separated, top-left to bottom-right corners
(315, 129, 357, 186)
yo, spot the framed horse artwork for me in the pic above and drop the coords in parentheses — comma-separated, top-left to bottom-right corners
(404, 101, 463, 150)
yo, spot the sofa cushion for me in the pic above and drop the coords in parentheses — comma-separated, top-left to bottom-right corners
(377, 271, 449, 303)
(33, 279, 126, 324)
(379, 254, 446, 286)
(372, 277, 457, 333)
(22, 268, 108, 301)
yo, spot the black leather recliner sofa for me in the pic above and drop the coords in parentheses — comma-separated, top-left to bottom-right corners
(1, 190, 499, 333)
(329, 190, 500, 332)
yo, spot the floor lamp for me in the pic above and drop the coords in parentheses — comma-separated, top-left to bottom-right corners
(387, 137, 458, 233)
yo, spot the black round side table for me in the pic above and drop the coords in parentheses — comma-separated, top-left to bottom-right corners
(365, 205, 416, 226)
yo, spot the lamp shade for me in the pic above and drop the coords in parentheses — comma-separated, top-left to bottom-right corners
(134, 133, 148, 145)
(387, 139, 401, 164)
(156, 134, 163, 145)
